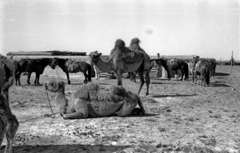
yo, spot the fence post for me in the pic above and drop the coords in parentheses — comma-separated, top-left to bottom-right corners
(231, 51, 233, 74)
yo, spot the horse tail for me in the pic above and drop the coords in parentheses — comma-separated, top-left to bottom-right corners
(87, 63, 92, 82)
(184, 62, 189, 79)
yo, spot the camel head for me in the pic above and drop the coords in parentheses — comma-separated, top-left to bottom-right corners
(44, 80, 65, 92)
(49, 58, 58, 69)
(89, 51, 102, 63)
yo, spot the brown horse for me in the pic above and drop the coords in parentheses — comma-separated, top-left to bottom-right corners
(169, 58, 189, 81)
(192, 60, 210, 86)
(50, 58, 92, 84)
(15, 58, 53, 85)
(0, 55, 19, 153)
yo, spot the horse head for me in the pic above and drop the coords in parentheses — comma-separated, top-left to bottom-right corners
(49, 58, 58, 69)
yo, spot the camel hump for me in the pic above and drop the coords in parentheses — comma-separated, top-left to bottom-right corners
(109, 85, 139, 103)
(74, 83, 100, 99)
(109, 85, 127, 97)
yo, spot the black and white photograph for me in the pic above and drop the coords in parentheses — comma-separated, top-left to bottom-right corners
(0, 0, 239, 152)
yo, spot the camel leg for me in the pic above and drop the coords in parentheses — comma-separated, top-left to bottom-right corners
(4, 115, 19, 153)
(27, 72, 31, 85)
(137, 97, 145, 115)
(144, 71, 150, 95)
(137, 69, 145, 95)
(117, 101, 137, 117)
(133, 72, 137, 83)
(115, 71, 122, 86)
(0, 114, 7, 148)
(62, 99, 88, 119)
(96, 70, 100, 80)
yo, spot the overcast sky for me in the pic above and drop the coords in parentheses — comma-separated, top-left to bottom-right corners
(1, 0, 239, 60)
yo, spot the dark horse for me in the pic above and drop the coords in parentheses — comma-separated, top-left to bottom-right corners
(201, 58, 217, 77)
(150, 58, 171, 80)
(169, 58, 189, 81)
(50, 58, 92, 84)
(16, 58, 53, 85)
(193, 60, 210, 86)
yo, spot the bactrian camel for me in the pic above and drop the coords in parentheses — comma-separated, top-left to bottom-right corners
(44, 80, 145, 119)
(90, 38, 151, 95)
(0, 55, 19, 153)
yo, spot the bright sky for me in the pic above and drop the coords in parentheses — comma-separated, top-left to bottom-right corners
(1, 0, 239, 60)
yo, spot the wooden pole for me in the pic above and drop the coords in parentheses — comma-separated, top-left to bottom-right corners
(231, 51, 233, 74)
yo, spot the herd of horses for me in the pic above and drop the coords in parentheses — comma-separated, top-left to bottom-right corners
(14, 58, 92, 86)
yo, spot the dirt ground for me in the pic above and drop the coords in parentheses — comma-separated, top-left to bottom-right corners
(2, 65, 240, 153)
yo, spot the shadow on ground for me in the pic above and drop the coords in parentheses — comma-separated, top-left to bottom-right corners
(214, 72, 230, 76)
(211, 83, 231, 87)
(10, 144, 132, 153)
(151, 94, 197, 98)
(210, 81, 231, 87)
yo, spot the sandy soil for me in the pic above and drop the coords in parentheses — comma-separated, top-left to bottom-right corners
(1, 65, 240, 153)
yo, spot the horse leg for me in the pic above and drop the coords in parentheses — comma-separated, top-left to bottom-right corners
(180, 69, 184, 81)
(87, 65, 92, 83)
(34, 72, 38, 85)
(15, 72, 20, 86)
(27, 72, 31, 85)
(65, 72, 71, 84)
(83, 72, 88, 84)
(192, 71, 196, 84)
(174, 70, 178, 81)
(35, 73, 40, 85)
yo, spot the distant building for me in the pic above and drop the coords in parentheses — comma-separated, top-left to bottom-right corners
(7, 50, 87, 56)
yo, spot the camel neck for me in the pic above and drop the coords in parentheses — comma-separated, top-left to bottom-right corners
(55, 90, 68, 113)
(94, 58, 113, 72)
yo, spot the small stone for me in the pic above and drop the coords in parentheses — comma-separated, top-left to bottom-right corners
(111, 141, 117, 145)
